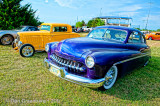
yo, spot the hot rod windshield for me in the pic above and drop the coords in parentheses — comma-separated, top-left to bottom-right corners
(40, 25, 50, 31)
(88, 28, 127, 42)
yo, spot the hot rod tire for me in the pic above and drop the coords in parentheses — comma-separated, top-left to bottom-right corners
(1, 35, 13, 45)
(148, 37, 152, 40)
(12, 42, 16, 48)
(19, 44, 35, 57)
(99, 65, 118, 90)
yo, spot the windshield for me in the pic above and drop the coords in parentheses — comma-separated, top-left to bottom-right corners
(20, 27, 27, 31)
(14, 26, 26, 31)
(40, 25, 50, 31)
(88, 28, 127, 42)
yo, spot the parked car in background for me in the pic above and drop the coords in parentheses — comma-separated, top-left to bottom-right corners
(0, 26, 39, 45)
(72, 26, 77, 32)
(76, 28, 84, 33)
(82, 26, 92, 32)
(145, 32, 160, 40)
(44, 26, 151, 90)
(13, 23, 80, 57)
(141, 31, 150, 35)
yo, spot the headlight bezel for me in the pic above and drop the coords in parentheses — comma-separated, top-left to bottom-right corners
(85, 56, 95, 68)
(17, 41, 22, 47)
(45, 42, 59, 52)
(45, 44, 50, 52)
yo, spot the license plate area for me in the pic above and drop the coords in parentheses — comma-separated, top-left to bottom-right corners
(49, 66, 61, 77)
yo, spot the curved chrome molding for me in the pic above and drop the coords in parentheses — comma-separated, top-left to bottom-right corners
(44, 58, 105, 88)
(114, 53, 150, 65)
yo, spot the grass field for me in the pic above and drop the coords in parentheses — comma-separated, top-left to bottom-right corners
(0, 35, 160, 105)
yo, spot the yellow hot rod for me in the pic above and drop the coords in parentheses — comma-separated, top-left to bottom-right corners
(13, 23, 80, 57)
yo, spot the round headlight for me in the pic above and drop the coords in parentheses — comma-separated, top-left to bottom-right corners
(85, 56, 95, 68)
(45, 44, 49, 52)
(18, 41, 22, 46)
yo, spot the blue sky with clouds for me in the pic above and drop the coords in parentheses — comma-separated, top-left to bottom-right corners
(21, 0, 160, 30)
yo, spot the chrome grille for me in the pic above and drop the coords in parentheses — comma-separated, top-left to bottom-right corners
(50, 54, 86, 72)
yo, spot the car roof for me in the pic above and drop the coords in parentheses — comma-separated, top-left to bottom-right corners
(95, 25, 140, 32)
(41, 23, 71, 26)
(21, 26, 37, 27)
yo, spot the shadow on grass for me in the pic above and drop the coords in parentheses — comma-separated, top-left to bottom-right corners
(94, 56, 160, 101)
(27, 51, 47, 59)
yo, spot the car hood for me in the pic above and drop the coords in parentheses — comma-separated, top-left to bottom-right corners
(0, 30, 19, 33)
(17, 31, 49, 36)
(54, 37, 127, 58)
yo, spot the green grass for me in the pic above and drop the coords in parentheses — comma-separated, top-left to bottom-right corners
(0, 39, 160, 105)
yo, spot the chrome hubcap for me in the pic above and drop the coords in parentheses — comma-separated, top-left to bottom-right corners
(22, 46, 33, 57)
(104, 67, 115, 86)
(149, 37, 152, 40)
(103, 66, 118, 89)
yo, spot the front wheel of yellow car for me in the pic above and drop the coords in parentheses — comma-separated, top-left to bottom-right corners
(12, 42, 16, 48)
(19, 44, 35, 57)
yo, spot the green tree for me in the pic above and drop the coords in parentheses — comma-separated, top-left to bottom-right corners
(76, 21, 83, 28)
(87, 18, 105, 27)
(87, 20, 93, 27)
(0, 0, 42, 30)
(81, 20, 85, 26)
(157, 29, 160, 32)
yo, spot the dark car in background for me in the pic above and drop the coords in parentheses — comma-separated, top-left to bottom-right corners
(44, 26, 151, 90)
(0, 26, 39, 45)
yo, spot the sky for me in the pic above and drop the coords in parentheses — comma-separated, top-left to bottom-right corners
(21, 0, 160, 30)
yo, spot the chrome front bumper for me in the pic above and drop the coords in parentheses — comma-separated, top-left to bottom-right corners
(44, 58, 105, 88)
(13, 39, 23, 50)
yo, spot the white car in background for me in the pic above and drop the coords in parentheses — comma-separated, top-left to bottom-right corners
(82, 26, 92, 32)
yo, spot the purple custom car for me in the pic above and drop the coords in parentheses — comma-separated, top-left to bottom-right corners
(44, 26, 151, 90)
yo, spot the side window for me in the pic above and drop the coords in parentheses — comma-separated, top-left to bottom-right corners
(141, 34, 145, 43)
(27, 27, 36, 31)
(30, 27, 37, 31)
(128, 31, 143, 43)
(53, 27, 67, 32)
(27, 27, 31, 31)
(156, 33, 160, 35)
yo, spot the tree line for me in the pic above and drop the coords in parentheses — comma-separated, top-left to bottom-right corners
(0, 0, 42, 30)
(76, 18, 105, 28)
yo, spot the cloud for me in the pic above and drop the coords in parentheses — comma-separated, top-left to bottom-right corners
(45, 0, 48, 3)
(141, 15, 160, 22)
(54, 0, 87, 8)
(118, 5, 142, 12)
(118, 12, 139, 17)
(54, 0, 74, 8)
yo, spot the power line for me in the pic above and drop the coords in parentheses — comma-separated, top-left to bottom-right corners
(145, 0, 153, 30)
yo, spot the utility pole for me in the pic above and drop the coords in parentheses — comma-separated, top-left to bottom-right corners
(145, 0, 153, 30)
(77, 16, 78, 22)
(99, 8, 102, 17)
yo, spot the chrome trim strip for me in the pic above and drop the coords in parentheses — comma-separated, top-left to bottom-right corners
(114, 53, 150, 65)
(44, 58, 105, 88)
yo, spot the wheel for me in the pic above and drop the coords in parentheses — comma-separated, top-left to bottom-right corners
(99, 65, 118, 90)
(1, 35, 14, 45)
(19, 44, 35, 57)
(148, 37, 152, 40)
(12, 42, 16, 48)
